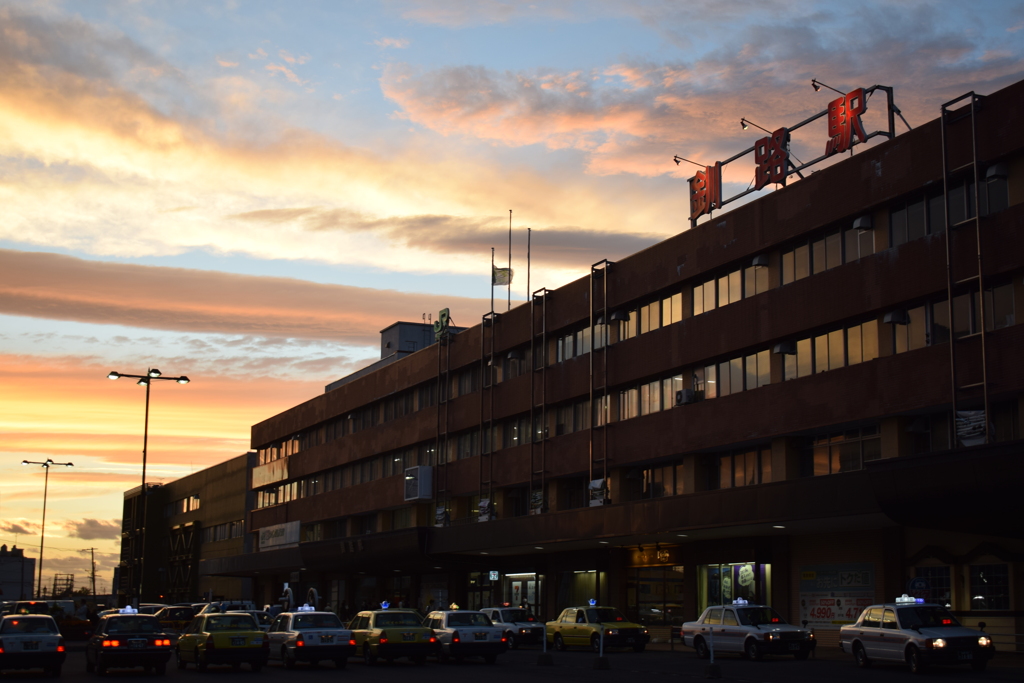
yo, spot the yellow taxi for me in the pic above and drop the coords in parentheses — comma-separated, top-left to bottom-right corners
(546, 603, 650, 652)
(175, 613, 268, 671)
(348, 602, 437, 665)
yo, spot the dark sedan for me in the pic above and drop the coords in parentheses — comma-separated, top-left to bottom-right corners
(85, 613, 174, 675)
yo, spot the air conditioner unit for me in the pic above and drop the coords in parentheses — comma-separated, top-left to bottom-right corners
(675, 389, 697, 406)
(403, 466, 433, 501)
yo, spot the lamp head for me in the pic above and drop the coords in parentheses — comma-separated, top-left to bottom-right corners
(148, 369, 162, 378)
(176, 376, 190, 385)
(137, 378, 149, 387)
(107, 371, 121, 380)
(66, 462, 74, 468)
(673, 156, 681, 165)
(741, 118, 749, 130)
(22, 460, 29, 466)
(812, 79, 821, 92)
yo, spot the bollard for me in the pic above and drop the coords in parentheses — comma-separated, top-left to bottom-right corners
(704, 626, 720, 679)
(537, 623, 553, 666)
(594, 625, 610, 670)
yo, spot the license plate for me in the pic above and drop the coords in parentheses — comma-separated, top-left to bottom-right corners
(320, 635, 334, 644)
(231, 637, 245, 646)
(474, 633, 487, 641)
(402, 633, 415, 642)
(957, 651, 973, 660)
(788, 643, 800, 651)
(129, 640, 146, 649)
(23, 642, 39, 651)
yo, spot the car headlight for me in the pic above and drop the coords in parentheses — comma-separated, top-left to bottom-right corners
(929, 638, 947, 649)
(767, 633, 780, 641)
(978, 636, 992, 647)
(605, 629, 619, 636)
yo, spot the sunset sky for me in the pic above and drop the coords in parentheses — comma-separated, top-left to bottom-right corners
(2, 0, 1022, 595)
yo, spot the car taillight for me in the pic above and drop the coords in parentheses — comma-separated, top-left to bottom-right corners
(429, 636, 436, 643)
(452, 630, 460, 643)
(0, 639, 5, 654)
(206, 634, 215, 650)
(152, 639, 171, 647)
(102, 640, 121, 648)
(296, 640, 305, 647)
(379, 630, 388, 645)
(501, 636, 507, 642)
(57, 638, 66, 653)
(349, 639, 356, 646)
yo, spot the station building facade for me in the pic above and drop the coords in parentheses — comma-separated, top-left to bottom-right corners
(197, 79, 1024, 649)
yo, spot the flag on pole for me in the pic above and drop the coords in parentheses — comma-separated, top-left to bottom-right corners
(492, 266, 513, 286)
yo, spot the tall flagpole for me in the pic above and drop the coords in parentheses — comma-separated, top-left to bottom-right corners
(490, 247, 495, 316)
(507, 210, 512, 311)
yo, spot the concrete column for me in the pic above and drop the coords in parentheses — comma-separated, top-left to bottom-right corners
(770, 436, 801, 481)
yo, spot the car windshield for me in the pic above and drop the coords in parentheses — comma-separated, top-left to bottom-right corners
(106, 617, 161, 634)
(586, 608, 626, 623)
(897, 607, 960, 628)
(374, 613, 422, 627)
(206, 615, 257, 631)
(502, 609, 534, 622)
(294, 614, 343, 629)
(15, 603, 51, 615)
(448, 613, 492, 627)
(2, 617, 58, 634)
(737, 608, 787, 626)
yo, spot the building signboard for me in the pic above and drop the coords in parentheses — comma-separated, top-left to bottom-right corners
(798, 562, 874, 630)
(685, 85, 902, 226)
(259, 520, 300, 551)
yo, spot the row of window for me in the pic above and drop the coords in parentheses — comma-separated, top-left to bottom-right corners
(200, 519, 244, 544)
(164, 495, 200, 517)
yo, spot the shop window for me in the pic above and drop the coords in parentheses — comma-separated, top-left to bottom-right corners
(799, 425, 881, 477)
(913, 566, 952, 606)
(627, 566, 685, 626)
(969, 564, 1010, 610)
(698, 563, 770, 612)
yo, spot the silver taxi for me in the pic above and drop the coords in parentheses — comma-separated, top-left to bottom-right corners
(681, 600, 815, 660)
(0, 614, 67, 677)
(480, 606, 543, 649)
(839, 596, 995, 673)
(424, 609, 507, 664)
(267, 608, 355, 669)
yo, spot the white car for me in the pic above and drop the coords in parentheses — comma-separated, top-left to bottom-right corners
(0, 614, 67, 677)
(839, 597, 995, 673)
(423, 610, 507, 663)
(480, 607, 544, 649)
(267, 609, 355, 669)
(681, 601, 815, 660)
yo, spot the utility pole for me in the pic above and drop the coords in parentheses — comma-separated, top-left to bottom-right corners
(88, 548, 97, 597)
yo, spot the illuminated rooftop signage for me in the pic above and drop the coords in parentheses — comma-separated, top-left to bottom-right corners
(683, 85, 904, 227)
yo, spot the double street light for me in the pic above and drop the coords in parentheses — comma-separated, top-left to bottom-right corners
(22, 459, 74, 598)
(107, 368, 190, 604)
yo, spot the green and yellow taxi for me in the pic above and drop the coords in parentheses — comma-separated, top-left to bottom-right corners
(175, 613, 268, 671)
(348, 603, 437, 665)
(546, 604, 650, 652)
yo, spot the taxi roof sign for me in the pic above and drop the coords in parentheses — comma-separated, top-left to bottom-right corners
(118, 606, 139, 614)
(895, 594, 925, 604)
(588, 599, 597, 606)
(297, 604, 315, 611)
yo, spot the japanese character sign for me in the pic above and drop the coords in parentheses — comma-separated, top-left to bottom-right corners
(825, 88, 867, 156)
(754, 127, 790, 190)
(689, 162, 722, 222)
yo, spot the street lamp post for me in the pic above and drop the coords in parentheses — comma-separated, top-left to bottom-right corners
(107, 368, 190, 605)
(22, 459, 74, 598)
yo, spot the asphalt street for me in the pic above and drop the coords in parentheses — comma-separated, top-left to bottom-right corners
(2, 645, 1019, 683)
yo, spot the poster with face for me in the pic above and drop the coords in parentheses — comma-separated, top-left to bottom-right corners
(738, 564, 754, 587)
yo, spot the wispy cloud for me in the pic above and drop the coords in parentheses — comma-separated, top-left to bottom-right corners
(217, 58, 239, 67)
(374, 37, 410, 49)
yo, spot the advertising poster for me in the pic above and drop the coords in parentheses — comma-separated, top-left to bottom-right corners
(798, 563, 875, 630)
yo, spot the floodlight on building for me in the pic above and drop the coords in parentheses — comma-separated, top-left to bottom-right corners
(740, 118, 771, 134)
(811, 78, 844, 95)
(673, 155, 705, 168)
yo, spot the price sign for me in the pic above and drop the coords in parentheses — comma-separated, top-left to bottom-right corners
(799, 563, 875, 630)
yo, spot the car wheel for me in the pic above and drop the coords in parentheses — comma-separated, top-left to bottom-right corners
(334, 658, 348, 669)
(906, 645, 925, 675)
(283, 647, 296, 670)
(853, 643, 870, 668)
(694, 637, 709, 660)
(971, 660, 988, 672)
(196, 648, 207, 672)
(507, 633, 517, 650)
(176, 649, 186, 670)
(363, 643, 377, 666)
(553, 634, 566, 652)
(484, 654, 498, 665)
(633, 644, 646, 653)
(591, 634, 601, 653)
(744, 638, 762, 661)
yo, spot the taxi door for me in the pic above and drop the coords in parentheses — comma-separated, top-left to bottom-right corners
(856, 607, 885, 660)
(348, 614, 371, 649)
(267, 615, 288, 658)
(720, 609, 743, 652)
(879, 608, 908, 661)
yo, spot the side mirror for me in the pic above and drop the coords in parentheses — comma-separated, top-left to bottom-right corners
(978, 621, 986, 631)
(910, 624, 921, 633)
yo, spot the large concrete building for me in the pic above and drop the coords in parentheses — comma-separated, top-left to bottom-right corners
(189, 79, 1024, 649)
(0, 545, 35, 601)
